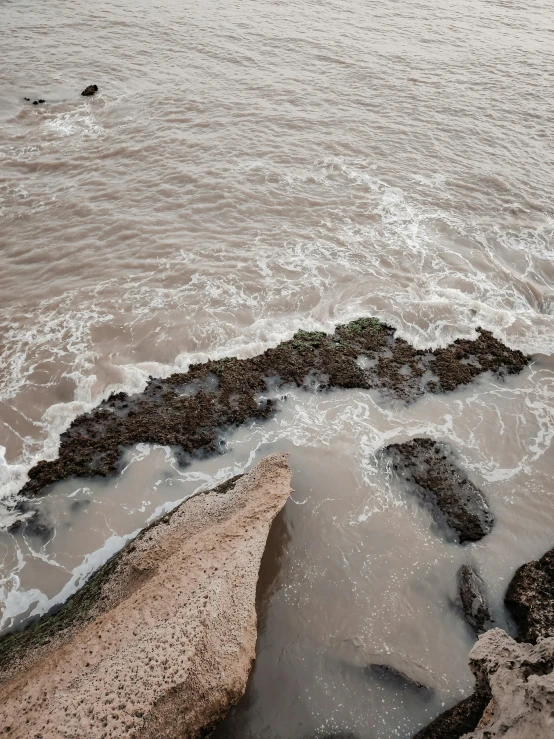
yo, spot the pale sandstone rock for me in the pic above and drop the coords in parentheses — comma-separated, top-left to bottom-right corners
(462, 628, 554, 739)
(0, 453, 292, 738)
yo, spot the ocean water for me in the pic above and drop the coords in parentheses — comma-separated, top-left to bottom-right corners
(1, 0, 554, 735)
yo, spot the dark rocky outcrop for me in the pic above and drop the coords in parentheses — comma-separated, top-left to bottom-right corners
(384, 438, 493, 543)
(81, 84, 98, 96)
(457, 564, 493, 636)
(15, 320, 528, 503)
(413, 691, 490, 739)
(505, 545, 554, 643)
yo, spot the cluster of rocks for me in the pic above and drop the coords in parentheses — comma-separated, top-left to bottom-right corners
(415, 626, 554, 739)
(381, 433, 554, 737)
(414, 528, 554, 737)
(22, 83, 98, 107)
(383, 437, 494, 635)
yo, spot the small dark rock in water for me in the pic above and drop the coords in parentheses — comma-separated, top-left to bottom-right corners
(6, 519, 23, 534)
(384, 438, 494, 543)
(7, 504, 53, 542)
(24, 97, 30, 101)
(69, 498, 92, 513)
(412, 691, 491, 739)
(32, 100, 38, 105)
(457, 564, 493, 636)
(22, 511, 54, 542)
(81, 84, 98, 96)
(38, 99, 45, 103)
(505, 545, 554, 643)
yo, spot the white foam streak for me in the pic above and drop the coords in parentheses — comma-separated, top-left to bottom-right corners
(0, 531, 138, 631)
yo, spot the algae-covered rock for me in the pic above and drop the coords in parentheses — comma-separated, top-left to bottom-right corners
(505, 545, 554, 643)
(385, 438, 493, 543)
(18, 321, 528, 501)
(413, 692, 490, 739)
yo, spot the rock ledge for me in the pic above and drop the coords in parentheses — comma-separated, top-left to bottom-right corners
(0, 453, 292, 738)
(463, 628, 554, 738)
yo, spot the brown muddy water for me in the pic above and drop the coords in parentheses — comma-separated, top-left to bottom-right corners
(1, 0, 554, 735)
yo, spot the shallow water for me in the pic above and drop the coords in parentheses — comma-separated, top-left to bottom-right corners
(1, 0, 554, 734)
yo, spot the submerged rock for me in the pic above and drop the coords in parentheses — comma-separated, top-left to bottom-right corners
(0, 453, 292, 738)
(16, 321, 529, 502)
(335, 644, 434, 700)
(505, 545, 554, 643)
(81, 84, 98, 96)
(457, 564, 493, 636)
(364, 662, 433, 697)
(384, 438, 493, 543)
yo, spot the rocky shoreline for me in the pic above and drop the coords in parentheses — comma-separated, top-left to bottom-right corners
(2, 318, 545, 738)
(0, 454, 292, 738)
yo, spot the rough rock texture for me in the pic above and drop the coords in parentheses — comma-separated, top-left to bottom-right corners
(413, 692, 491, 739)
(461, 628, 554, 738)
(457, 565, 493, 636)
(414, 629, 554, 739)
(81, 84, 98, 96)
(0, 453, 292, 739)
(505, 545, 554, 643)
(384, 438, 493, 543)
(18, 320, 528, 502)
